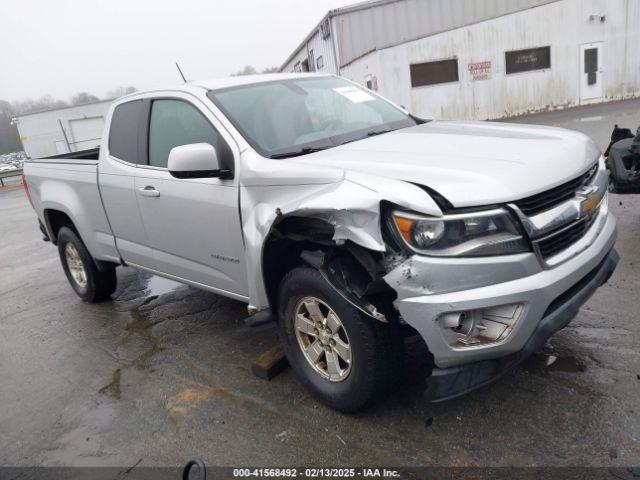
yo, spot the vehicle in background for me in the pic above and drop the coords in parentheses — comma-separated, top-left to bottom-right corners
(23, 74, 617, 412)
(0, 151, 27, 186)
(605, 124, 640, 193)
(0, 151, 28, 169)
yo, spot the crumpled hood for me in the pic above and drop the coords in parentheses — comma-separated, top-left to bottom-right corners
(290, 121, 601, 208)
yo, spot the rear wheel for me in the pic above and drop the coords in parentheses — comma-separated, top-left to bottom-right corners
(57, 226, 117, 302)
(277, 266, 403, 412)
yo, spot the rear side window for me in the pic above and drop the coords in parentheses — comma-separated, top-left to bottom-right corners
(108, 100, 144, 163)
(148, 99, 227, 168)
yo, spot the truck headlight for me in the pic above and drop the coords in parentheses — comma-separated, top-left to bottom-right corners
(392, 208, 530, 257)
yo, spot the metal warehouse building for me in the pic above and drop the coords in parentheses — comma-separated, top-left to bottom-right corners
(14, 100, 111, 159)
(281, 0, 640, 120)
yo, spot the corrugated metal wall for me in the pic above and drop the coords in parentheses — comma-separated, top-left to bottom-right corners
(334, 0, 558, 67)
(282, 0, 559, 73)
(340, 0, 640, 120)
(282, 22, 338, 74)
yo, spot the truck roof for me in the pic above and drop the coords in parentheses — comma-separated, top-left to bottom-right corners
(191, 73, 331, 91)
(115, 73, 333, 103)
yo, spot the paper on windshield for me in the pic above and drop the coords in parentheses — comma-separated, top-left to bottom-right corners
(333, 86, 375, 103)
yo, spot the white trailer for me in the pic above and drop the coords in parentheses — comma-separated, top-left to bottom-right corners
(14, 101, 111, 159)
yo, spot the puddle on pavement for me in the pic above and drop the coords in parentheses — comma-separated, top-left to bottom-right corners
(145, 276, 182, 297)
(98, 369, 122, 399)
(522, 353, 587, 373)
(99, 300, 165, 400)
(98, 280, 171, 398)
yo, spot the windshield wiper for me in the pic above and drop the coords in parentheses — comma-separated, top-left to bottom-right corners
(366, 128, 395, 137)
(269, 146, 333, 159)
(336, 128, 397, 147)
(270, 129, 397, 158)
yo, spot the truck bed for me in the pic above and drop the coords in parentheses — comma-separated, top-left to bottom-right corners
(23, 149, 119, 264)
(34, 148, 100, 162)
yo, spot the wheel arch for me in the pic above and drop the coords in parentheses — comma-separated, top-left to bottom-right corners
(45, 209, 117, 272)
(261, 215, 398, 323)
(43, 208, 75, 245)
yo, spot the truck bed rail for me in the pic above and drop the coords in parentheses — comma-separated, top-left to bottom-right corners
(33, 148, 100, 162)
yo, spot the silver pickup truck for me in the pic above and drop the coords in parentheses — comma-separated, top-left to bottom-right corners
(23, 73, 618, 412)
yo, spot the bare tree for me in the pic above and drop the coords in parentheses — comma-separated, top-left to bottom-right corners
(231, 65, 280, 76)
(106, 86, 137, 99)
(0, 100, 14, 118)
(10, 95, 68, 115)
(231, 65, 259, 76)
(70, 92, 100, 105)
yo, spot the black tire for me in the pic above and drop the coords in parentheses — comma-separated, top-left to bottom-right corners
(57, 226, 117, 303)
(277, 266, 403, 412)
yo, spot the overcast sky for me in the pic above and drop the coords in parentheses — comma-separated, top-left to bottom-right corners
(0, 0, 356, 102)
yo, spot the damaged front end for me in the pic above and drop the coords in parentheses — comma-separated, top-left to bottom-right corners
(299, 248, 392, 323)
(605, 124, 640, 193)
(239, 153, 442, 315)
(240, 147, 618, 404)
(254, 192, 432, 327)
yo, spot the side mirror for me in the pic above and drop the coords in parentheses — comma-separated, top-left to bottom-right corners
(167, 143, 230, 179)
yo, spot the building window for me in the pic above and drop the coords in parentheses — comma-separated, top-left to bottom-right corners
(308, 49, 315, 72)
(505, 46, 551, 74)
(410, 59, 459, 87)
(584, 47, 598, 85)
(320, 19, 331, 39)
(316, 56, 324, 70)
(294, 61, 301, 73)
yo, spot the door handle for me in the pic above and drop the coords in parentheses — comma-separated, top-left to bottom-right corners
(138, 186, 160, 198)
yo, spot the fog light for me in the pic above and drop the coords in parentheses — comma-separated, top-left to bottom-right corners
(438, 303, 524, 348)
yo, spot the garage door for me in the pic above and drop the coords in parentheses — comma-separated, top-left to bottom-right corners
(69, 116, 105, 152)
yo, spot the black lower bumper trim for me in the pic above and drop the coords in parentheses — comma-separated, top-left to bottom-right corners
(425, 248, 620, 403)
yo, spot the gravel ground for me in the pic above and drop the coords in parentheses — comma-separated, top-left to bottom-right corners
(0, 99, 639, 470)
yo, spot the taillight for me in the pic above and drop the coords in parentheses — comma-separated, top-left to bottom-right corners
(22, 174, 34, 208)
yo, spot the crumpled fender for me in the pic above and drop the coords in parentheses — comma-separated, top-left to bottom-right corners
(239, 153, 442, 310)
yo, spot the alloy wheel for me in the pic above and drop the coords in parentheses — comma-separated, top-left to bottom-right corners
(64, 242, 87, 288)
(294, 296, 352, 382)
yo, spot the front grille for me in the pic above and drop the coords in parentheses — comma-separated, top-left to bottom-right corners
(535, 217, 594, 259)
(514, 165, 598, 216)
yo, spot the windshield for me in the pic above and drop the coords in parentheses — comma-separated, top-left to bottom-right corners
(207, 77, 418, 158)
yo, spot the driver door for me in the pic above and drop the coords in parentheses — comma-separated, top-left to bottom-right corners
(134, 94, 248, 299)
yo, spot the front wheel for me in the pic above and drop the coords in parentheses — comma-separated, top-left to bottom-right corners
(57, 226, 117, 303)
(277, 267, 403, 412)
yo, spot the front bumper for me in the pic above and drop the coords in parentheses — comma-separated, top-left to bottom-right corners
(385, 212, 617, 400)
(425, 248, 618, 402)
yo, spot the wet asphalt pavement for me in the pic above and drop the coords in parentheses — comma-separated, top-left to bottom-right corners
(1, 100, 639, 469)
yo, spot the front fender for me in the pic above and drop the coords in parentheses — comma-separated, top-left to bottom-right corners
(241, 175, 442, 311)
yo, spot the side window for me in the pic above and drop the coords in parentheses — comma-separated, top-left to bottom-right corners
(109, 100, 144, 163)
(148, 99, 226, 169)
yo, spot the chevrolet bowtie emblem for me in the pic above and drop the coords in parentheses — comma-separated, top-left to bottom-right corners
(580, 191, 602, 216)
